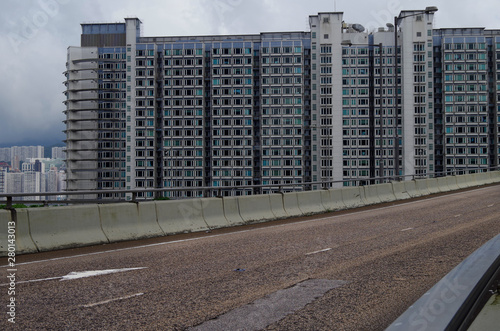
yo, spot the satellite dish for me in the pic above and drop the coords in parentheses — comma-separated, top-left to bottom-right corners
(351, 24, 365, 32)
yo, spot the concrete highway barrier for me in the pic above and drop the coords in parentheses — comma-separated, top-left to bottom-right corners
(269, 193, 288, 219)
(490, 171, 500, 183)
(436, 176, 451, 192)
(138, 201, 165, 236)
(455, 174, 474, 189)
(358, 186, 369, 205)
(362, 185, 382, 205)
(414, 179, 430, 196)
(296, 190, 327, 215)
(0, 210, 10, 256)
(376, 183, 397, 203)
(221, 197, 245, 226)
(283, 192, 304, 217)
(474, 172, 492, 186)
(323, 188, 347, 211)
(99, 202, 164, 242)
(237, 194, 275, 223)
(341, 186, 364, 209)
(16, 210, 39, 254)
(0, 209, 38, 257)
(445, 176, 460, 191)
(391, 181, 411, 200)
(156, 199, 209, 234)
(425, 178, 441, 194)
(200, 197, 230, 229)
(28, 205, 109, 252)
(403, 180, 421, 198)
(5, 172, 499, 256)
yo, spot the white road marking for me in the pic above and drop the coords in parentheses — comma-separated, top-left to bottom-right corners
(401, 228, 414, 232)
(1, 276, 63, 285)
(488, 204, 494, 207)
(82, 292, 144, 308)
(61, 268, 147, 281)
(1, 186, 497, 269)
(306, 248, 332, 256)
(0, 267, 147, 286)
(454, 214, 462, 218)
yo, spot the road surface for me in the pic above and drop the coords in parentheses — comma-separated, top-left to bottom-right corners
(1, 185, 500, 330)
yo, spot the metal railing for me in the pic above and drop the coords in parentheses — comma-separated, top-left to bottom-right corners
(1, 167, 498, 208)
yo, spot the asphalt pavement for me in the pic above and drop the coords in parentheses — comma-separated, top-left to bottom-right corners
(1, 185, 500, 330)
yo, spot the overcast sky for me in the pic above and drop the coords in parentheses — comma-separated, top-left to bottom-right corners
(0, 0, 499, 148)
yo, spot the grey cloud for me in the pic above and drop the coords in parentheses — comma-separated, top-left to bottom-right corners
(0, 0, 499, 147)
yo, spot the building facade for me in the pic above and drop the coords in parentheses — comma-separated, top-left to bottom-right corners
(5, 172, 23, 195)
(433, 28, 500, 175)
(51, 147, 66, 160)
(0, 166, 7, 193)
(0, 148, 11, 163)
(0, 146, 45, 170)
(64, 9, 500, 199)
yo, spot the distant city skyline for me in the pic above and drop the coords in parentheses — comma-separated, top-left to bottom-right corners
(0, 144, 64, 158)
(1, 0, 500, 146)
(0, 140, 65, 149)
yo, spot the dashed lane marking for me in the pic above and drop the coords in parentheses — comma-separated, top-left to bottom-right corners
(305, 248, 332, 256)
(82, 292, 144, 308)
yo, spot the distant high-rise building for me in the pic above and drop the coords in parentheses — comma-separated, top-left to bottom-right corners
(51, 147, 66, 160)
(0, 148, 10, 163)
(5, 172, 23, 195)
(0, 167, 7, 193)
(57, 170, 66, 192)
(46, 168, 59, 200)
(23, 171, 45, 201)
(9, 146, 44, 170)
(64, 8, 499, 200)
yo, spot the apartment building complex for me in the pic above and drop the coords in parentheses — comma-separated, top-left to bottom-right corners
(64, 8, 500, 199)
(1, 158, 66, 200)
(0, 146, 45, 170)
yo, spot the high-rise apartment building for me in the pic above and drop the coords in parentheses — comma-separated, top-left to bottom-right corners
(64, 8, 500, 199)
(0, 148, 11, 163)
(433, 28, 500, 174)
(8, 146, 44, 170)
(5, 172, 23, 195)
(51, 147, 66, 160)
(0, 166, 7, 193)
